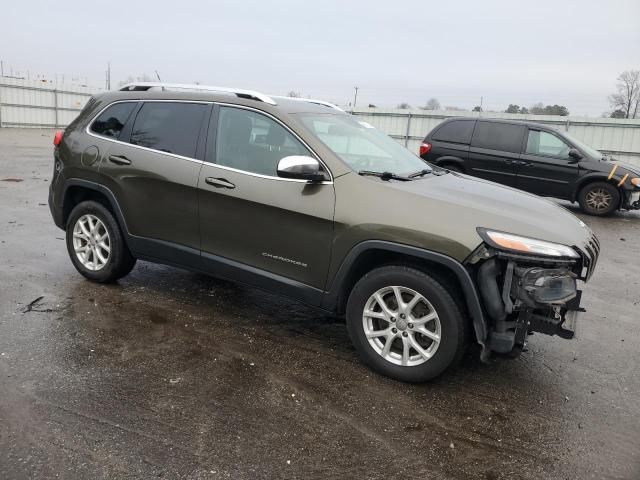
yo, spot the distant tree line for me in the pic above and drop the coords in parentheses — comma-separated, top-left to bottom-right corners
(505, 103, 569, 116)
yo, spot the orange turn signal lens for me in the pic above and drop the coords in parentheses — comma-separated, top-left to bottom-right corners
(631, 178, 640, 187)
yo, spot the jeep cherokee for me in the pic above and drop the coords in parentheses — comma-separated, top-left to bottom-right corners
(49, 83, 599, 382)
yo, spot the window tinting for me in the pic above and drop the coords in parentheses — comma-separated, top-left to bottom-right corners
(130, 102, 207, 158)
(212, 107, 309, 176)
(90, 102, 137, 139)
(471, 122, 525, 153)
(526, 130, 571, 158)
(432, 120, 475, 144)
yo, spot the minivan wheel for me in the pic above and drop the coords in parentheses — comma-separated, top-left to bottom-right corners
(346, 266, 467, 382)
(578, 182, 619, 216)
(66, 201, 136, 283)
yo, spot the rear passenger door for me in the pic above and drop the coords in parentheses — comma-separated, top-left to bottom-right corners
(197, 105, 335, 291)
(516, 128, 579, 199)
(428, 119, 475, 166)
(468, 121, 525, 187)
(98, 101, 209, 254)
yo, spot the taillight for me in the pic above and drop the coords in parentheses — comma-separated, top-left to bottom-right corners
(419, 142, 432, 156)
(53, 130, 64, 147)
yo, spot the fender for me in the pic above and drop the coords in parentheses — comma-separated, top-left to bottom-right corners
(322, 240, 488, 351)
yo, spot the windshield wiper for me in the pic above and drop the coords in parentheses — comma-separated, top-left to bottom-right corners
(408, 169, 433, 178)
(358, 170, 411, 181)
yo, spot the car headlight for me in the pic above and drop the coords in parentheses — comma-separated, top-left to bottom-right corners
(631, 178, 640, 187)
(477, 228, 580, 258)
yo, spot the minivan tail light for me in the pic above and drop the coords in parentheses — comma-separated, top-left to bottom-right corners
(419, 142, 432, 156)
(53, 130, 64, 147)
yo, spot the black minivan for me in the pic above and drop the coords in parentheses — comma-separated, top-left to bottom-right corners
(419, 118, 640, 215)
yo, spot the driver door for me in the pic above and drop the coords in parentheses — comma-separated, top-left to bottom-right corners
(197, 105, 335, 291)
(516, 129, 579, 199)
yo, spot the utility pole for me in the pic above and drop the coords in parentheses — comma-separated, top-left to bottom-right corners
(106, 61, 111, 90)
(353, 86, 359, 111)
(0, 60, 3, 77)
(480, 96, 483, 116)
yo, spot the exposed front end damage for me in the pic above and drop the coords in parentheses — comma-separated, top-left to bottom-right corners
(468, 233, 600, 359)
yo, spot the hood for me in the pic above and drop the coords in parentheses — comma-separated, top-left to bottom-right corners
(610, 160, 640, 177)
(345, 172, 594, 259)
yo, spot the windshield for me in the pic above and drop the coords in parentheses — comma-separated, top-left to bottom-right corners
(562, 131, 603, 159)
(296, 113, 431, 176)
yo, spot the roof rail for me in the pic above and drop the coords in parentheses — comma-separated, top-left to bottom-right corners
(119, 82, 277, 105)
(271, 96, 345, 112)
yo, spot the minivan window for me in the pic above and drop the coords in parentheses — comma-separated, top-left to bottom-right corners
(129, 102, 207, 158)
(526, 130, 571, 158)
(213, 107, 310, 176)
(90, 102, 137, 139)
(471, 122, 525, 153)
(432, 120, 475, 144)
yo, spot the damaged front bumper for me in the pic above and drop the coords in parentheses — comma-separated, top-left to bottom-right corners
(470, 234, 599, 358)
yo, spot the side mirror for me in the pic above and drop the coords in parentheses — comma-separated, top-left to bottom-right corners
(277, 156, 326, 182)
(568, 148, 583, 162)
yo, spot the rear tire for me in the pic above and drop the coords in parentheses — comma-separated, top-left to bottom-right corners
(66, 200, 136, 283)
(346, 266, 467, 382)
(578, 181, 619, 216)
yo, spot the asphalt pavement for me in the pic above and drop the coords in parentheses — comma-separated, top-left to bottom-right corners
(1, 129, 638, 479)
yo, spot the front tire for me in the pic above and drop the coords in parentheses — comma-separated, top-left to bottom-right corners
(346, 266, 467, 382)
(65, 200, 136, 283)
(578, 182, 619, 216)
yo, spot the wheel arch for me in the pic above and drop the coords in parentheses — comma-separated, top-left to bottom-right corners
(323, 241, 487, 350)
(62, 179, 129, 233)
(434, 156, 466, 172)
(572, 175, 624, 207)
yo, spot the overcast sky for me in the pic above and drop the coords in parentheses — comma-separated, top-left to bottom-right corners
(3, 0, 639, 115)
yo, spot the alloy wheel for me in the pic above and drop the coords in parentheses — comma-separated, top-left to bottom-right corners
(72, 214, 111, 271)
(585, 188, 613, 211)
(362, 286, 441, 366)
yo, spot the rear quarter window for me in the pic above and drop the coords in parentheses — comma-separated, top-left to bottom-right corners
(90, 102, 137, 139)
(471, 121, 525, 153)
(431, 120, 475, 144)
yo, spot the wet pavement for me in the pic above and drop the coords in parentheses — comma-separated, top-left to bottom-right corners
(1, 128, 639, 479)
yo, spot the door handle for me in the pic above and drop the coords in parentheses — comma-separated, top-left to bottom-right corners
(109, 155, 131, 165)
(505, 159, 513, 165)
(205, 177, 235, 189)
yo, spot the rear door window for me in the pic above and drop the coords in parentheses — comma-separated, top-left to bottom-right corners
(471, 121, 525, 153)
(432, 120, 475, 144)
(129, 102, 207, 158)
(90, 102, 137, 139)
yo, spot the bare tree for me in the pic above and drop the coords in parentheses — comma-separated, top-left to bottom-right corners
(397, 102, 411, 109)
(287, 91, 302, 98)
(609, 70, 640, 119)
(118, 73, 154, 87)
(423, 98, 441, 110)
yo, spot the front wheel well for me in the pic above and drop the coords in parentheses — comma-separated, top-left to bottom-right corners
(62, 186, 114, 227)
(335, 249, 467, 318)
(574, 178, 624, 206)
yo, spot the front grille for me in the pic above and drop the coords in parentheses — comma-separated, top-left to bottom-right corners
(578, 234, 600, 281)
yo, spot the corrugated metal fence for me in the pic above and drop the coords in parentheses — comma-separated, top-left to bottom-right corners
(352, 108, 640, 166)
(2, 77, 639, 166)
(0, 77, 100, 128)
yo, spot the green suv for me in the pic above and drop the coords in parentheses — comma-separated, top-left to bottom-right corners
(49, 83, 599, 382)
